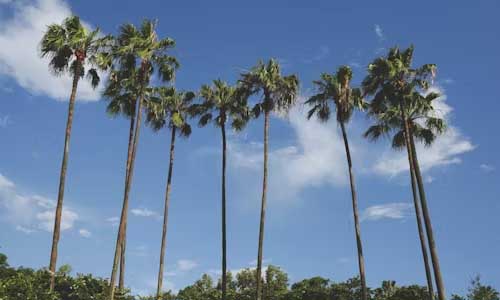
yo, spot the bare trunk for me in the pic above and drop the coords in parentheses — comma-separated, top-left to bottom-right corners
(156, 126, 176, 299)
(49, 66, 80, 291)
(401, 122, 435, 300)
(119, 110, 135, 291)
(340, 122, 367, 300)
(221, 122, 228, 300)
(256, 110, 269, 300)
(109, 94, 144, 300)
(409, 128, 446, 300)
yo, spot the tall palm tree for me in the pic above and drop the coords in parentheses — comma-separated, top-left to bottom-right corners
(104, 20, 179, 300)
(194, 80, 249, 300)
(40, 15, 111, 291)
(362, 45, 446, 300)
(145, 87, 194, 300)
(239, 59, 299, 300)
(364, 90, 446, 300)
(102, 65, 140, 291)
(305, 66, 368, 300)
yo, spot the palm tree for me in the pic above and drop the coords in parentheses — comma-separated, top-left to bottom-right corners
(145, 87, 195, 300)
(305, 66, 368, 300)
(104, 20, 179, 300)
(40, 15, 111, 291)
(194, 80, 249, 300)
(102, 65, 140, 291)
(239, 59, 299, 300)
(362, 45, 446, 300)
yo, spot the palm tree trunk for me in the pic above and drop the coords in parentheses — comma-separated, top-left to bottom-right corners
(339, 122, 367, 300)
(49, 68, 80, 291)
(256, 110, 269, 300)
(408, 127, 446, 300)
(109, 95, 144, 300)
(402, 126, 434, 300)
(221, 122, 228, 300)
(119, 110, 136, 291)
(156, 126, 176, 299)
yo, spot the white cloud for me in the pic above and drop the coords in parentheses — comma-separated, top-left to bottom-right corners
(374, 24, 384, 41)
(229, 106, 349, 204)
(361, 202, 412, 221)
(0, 172, 79, 232)
(131, 207, 159, 218)
(177, 259, 198, 272)
(0, 173, 15, 189)
(372, 86, 474, 176)
(78, 228, 91, 238)
(0, 0, 101, 101)
(36, 207, 78, 231)
(16, 225, 35, 234)
(480, 164, 495, 173)
(0, 0, 12, 4)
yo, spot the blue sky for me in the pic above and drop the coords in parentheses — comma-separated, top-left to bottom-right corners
(0, 0, 499, 296)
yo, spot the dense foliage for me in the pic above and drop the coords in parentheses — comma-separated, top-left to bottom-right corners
(0, 254, 497, 300)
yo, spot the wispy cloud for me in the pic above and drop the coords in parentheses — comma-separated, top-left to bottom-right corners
(442, 78, 455, 85)
(303, 46, 330, 63)
(78, 228, 91, 238)
(361, 203, 412, 222)
(176, 259, 198, 272)
(106, 216, 119, 226)
(16, 225, 35, 234)
(0, 172, 79, 233)
(0, 0, 101, 101)
(131, 207, 160, 219)
(131, 245, 149, 257)
(248, 258, 272, 266)
(348, 61, 362, 69)
(0, 115, 10, 128)
(374, 24, 384, 41)
(480, 164, 495, 173)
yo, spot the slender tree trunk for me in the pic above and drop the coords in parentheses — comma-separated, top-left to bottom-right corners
(109, 95, 144, 300)
(49, 67, 80, 291)
(402, 126, 435, 300)
(156, 126, 177, 299)
(256, 110, 269, 300)
(408, 127, 446, 300)
(221, 122, 228, 300)
(339, 122, 367, 300)
(119, 110, 136, 291)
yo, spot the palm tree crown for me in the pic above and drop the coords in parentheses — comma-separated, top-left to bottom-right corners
(40, 15, 111, 88)
(146, 87, 195, 136)
(195, 79, 249, 130)
(239, 59, 299, 116)
(361, 45, 436, 109)
(364, 90, 446, 149)
(305, 65, 365, 123)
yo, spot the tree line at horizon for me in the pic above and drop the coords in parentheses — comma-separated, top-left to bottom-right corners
(0, 253, 498, 300)
(33, 15, 455, 300)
